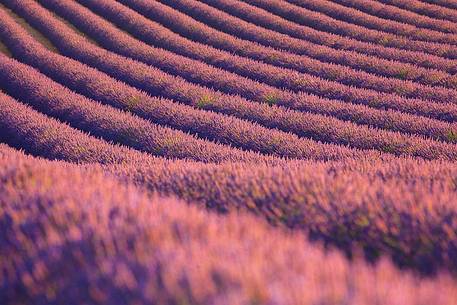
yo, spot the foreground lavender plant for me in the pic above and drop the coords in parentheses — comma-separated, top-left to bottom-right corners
(1, 146, 457, 305)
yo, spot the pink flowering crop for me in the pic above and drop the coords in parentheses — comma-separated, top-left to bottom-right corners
(1, 0, 457, 303)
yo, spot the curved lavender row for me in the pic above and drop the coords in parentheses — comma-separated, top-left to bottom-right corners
(118, 0, 457, 106)
(77, 2, 457, 124)
(0, 55, 274, 164)
(424, 0, 457, 10)
(378, 0, 457, 23)
(50, 0, 299, 104)
(78, 0, 457, 108)
(4, 152, 457, 305)
(282, 0, 457, 56)
(0, 91, 157, 165)
(4, 99, 457, 274)
(0, 92, 230, 166)
(3, 2, 457, 281)
(152, 0, 457, 89)
(3, 90, 456, 184)
(3, 104, 457, 185)
(119, 0, 457, 75)
(188, 0, 457, 96)
(78, 0, 457, 109)
(0, 14, 372, 162)
(330, 0, 457, 34)
(278, 0, 457, 43)
(9, 0, 457, 160)
(11, 124, 456, 272)
(29, 0, 457, 141)
(205, 0, 457, 75)
(168, 0, 457, 61)
(0, 93, 397, 180)
(68, 0, 457, 124)
(0, 108, 455, 271)
(0, 2, 59, 54)
(113, 161, 457, 275)
(1, 10, 372, 164)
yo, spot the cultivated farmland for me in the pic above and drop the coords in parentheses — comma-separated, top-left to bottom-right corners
(1, 1, 457, 304)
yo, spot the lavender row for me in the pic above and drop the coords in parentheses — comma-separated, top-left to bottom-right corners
(4, 1, 457, 281)
(100, 152, 457, 273)
(378, 0, 457, 23)
(0, 12, 369, 162)
(204, 0, 457, 74)
(112, 159, 457, 275)
(280, 0, 457, 44)
(73, 0, 457, 107)
(0, 55, 275, 164)
(2, 25, 379, 163)
(4, 98, 457, 274)
(283, 0, 457, 58)
(121, 0, 456, 95)
(118, 0, 457, 97)
(31, 0, 457, 140)
(0, 91, 158, 165)
(422, 0, 457, 10)
(4, 150, 457, 305)
(120, 0, 457, 75)
(163, 0, 457, 61)
(0, 92, 357, 172)
(331, 0, 457, 34)
(84, 2, 454, 121)
(0, 2, 58, 53)
(10, 0, 313, 108)
(152, 0, 457, 89)
(185, 0, 457, 96)
(8, 1, 457, 160)
(5, 112, 457, 276)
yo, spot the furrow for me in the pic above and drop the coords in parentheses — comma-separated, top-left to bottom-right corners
(0, 2, 57, 53)
(0, 40, 11, 57)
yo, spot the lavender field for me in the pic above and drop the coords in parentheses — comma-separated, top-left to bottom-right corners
(1, 0, 457, 304)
